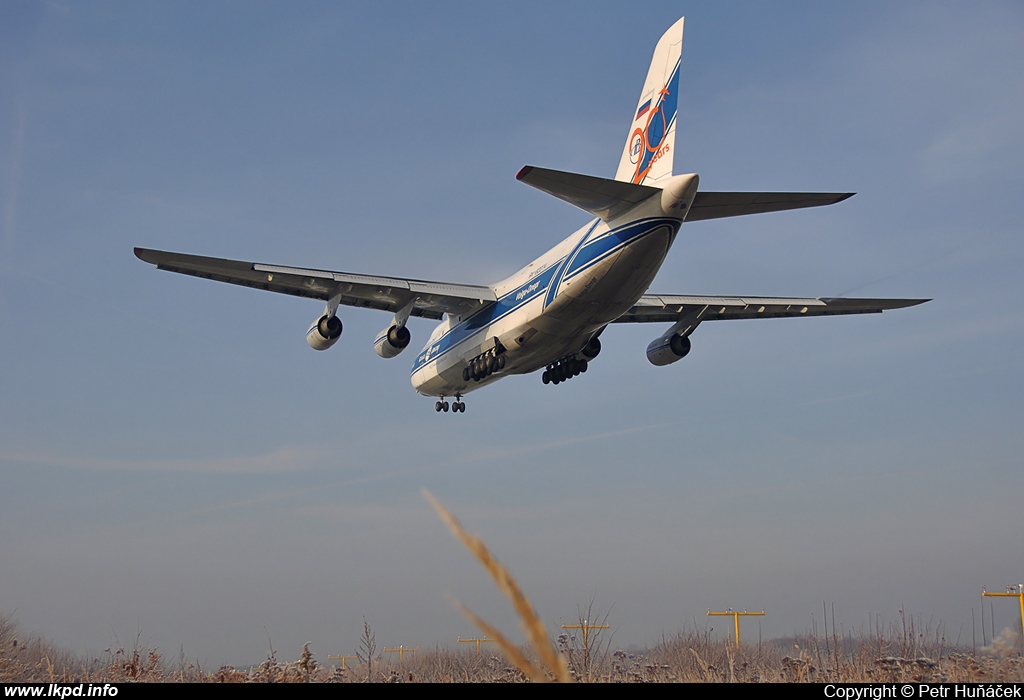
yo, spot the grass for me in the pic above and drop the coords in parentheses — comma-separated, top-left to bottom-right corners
(2, 495, 1021, 682)
(2, 612, 1021, 682)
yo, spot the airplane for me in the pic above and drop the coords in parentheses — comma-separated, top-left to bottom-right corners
(135, 17, 927, 414)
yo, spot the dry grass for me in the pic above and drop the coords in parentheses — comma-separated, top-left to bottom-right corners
(3, 496, 1021, 683)
(423, 489, 571, 682)
(1, 611, 1022, 682)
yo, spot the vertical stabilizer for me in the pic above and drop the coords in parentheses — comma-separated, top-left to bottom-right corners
(614, 18, 684, 187)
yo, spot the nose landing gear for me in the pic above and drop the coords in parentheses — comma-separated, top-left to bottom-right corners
(435, 394, 466, 413)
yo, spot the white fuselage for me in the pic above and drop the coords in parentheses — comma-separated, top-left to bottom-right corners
(410, 194, 685, 397)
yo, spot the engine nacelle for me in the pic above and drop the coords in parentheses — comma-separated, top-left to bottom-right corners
(374, 324, 411, 359)
(646, 333, 691, 366)
(307, 314, 342, 351)
(580, 336, 602, 359)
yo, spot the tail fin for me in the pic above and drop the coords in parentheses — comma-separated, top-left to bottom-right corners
(614, 18, 684, 187)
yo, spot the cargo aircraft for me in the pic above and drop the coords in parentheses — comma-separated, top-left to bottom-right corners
(136, 17, 927, 413)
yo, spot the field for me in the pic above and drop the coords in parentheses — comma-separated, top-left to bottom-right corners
(3, 496, 1021, 683)
(2, 611, 1022, 683)
(4, 493, 1022, 683)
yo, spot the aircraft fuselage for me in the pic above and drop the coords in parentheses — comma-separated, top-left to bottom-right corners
(410, 193, 685, 397)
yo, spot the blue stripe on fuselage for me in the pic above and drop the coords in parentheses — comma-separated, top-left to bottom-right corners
(562, 217, 679, 284)
(410, 216, 681, 375)
(411, 263, 558, 373)
(543, 220, 601, 309)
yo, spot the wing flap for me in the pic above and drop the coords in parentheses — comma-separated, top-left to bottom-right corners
(613, 294, 929, 323)
(135, 248, 496, 320)
(686, 192, 854, 222)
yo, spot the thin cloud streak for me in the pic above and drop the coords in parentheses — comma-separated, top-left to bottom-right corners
(2, 445, 335, 473)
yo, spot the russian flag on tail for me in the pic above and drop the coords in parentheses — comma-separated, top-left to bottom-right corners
(635, 99, 651, 121)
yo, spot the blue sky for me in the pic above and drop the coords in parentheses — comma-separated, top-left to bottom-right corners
(2, 2, 1022, 666)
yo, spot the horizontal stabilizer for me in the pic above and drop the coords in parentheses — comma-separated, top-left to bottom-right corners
(516, 166, 660, 221)
(686, 191, 854, 222)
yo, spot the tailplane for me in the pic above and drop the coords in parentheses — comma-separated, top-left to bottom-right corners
(614, 17, 684, 187)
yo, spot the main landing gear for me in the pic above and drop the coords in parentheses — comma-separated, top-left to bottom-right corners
(462, 349, 505, 383)
(542, 355, 588, 385)
(435, 394, 466, 413)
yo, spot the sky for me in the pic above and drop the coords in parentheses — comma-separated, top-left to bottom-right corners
(1, 1, 1023, 668)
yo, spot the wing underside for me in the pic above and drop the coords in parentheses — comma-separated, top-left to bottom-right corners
(134, 248, 496, 320)
(614, 294, 929, 324)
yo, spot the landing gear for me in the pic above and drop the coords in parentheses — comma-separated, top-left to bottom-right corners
(464, 349, 506, 382)
(542, 354, 588, 386)
(435, 394, 465, 414)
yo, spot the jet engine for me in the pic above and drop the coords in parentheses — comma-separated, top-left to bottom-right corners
(646, 333, 691, 366)
(374, 324, 411, 359)
(580, 336, 602, 359)
(307, 314, 343, 351)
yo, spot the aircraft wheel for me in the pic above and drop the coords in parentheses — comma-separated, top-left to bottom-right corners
(580, 360, 588, 373)
(435, 401, 443, 412)
(497, 355, 505, 370)
(542, 371, 550, 384)
(463, 367, 470, 382)
(442, 401, 449, 412)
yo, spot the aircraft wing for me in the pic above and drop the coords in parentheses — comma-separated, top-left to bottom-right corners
(134, 248, 497, 320)
(612, 295, 929, 324)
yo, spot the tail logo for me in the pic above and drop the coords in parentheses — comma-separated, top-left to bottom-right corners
(628, 132, 644, 165)
(628, 60, 681, 184)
